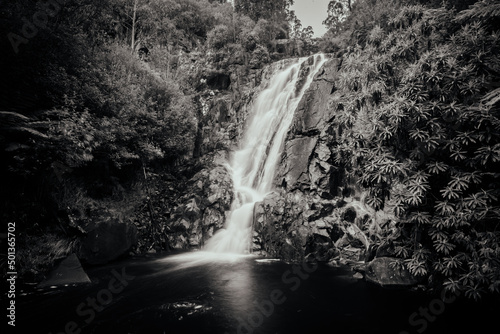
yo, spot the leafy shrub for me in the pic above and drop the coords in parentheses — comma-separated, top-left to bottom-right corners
(328, 1, 500, 298)
(208, 24, 233, 50)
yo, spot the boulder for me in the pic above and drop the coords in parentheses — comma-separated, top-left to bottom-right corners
(375, 242, 394, 258)
(353, 272, 364, 279)
(38, 253, 90, 288)
(328, 223, 345, 242)
(339, 245, 365, 262)
(365, 257, 419, 287)
(253, 192, 286, 227)
(78, 215, 137, 265)
(345, 224, 370, 250)
(201, 207, 226, 244)
(252, 192, 307, 261)
(343, 207, 357, 223)
(305, 233, 337, 262)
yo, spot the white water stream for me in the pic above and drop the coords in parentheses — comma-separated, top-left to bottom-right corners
(204, 54, 327, 254)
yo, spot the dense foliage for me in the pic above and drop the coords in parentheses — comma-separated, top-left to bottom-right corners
(324, 0, 500, 298)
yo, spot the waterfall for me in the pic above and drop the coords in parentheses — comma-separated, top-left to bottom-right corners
(204, 54, 327, 254)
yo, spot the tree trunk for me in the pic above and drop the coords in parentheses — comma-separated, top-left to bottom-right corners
(131, 0, 137, 51)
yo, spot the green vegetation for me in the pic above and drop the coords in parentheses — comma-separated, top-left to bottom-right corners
(322, 0, 500, 298)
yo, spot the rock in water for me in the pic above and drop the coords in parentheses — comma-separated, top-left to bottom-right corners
(353, 272, 364, 279)
(365, 257, 418, 287)
(38, 253, 91, 288)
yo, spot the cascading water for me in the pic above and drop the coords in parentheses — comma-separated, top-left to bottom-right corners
(204, 54, 327, 254)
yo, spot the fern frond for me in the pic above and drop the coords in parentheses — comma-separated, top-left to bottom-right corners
(0, 111, 30, 126)
(11, 126, 49, 139)
(455, 0, 500, 22)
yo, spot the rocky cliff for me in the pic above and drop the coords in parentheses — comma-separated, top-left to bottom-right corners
(152, 57, 295, 251)
(162, 55, 403, 285)
(276, 57, 339, 195)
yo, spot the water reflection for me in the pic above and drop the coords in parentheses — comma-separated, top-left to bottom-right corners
(208, 259, 256, 319)
(156, 251, 257, 320)
(155, 251, 252, 270)
(18, 253, 500, 334)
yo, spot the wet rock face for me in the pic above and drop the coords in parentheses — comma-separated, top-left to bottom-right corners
(279, 137, 318, 190)
(168, 155, 233, 250)
(291, 60, 337, 135)
(275, 59, 341, 198)
(308, 140, 334, 198)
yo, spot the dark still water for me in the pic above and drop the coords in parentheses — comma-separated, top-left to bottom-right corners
(17, 252, 499, 334)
